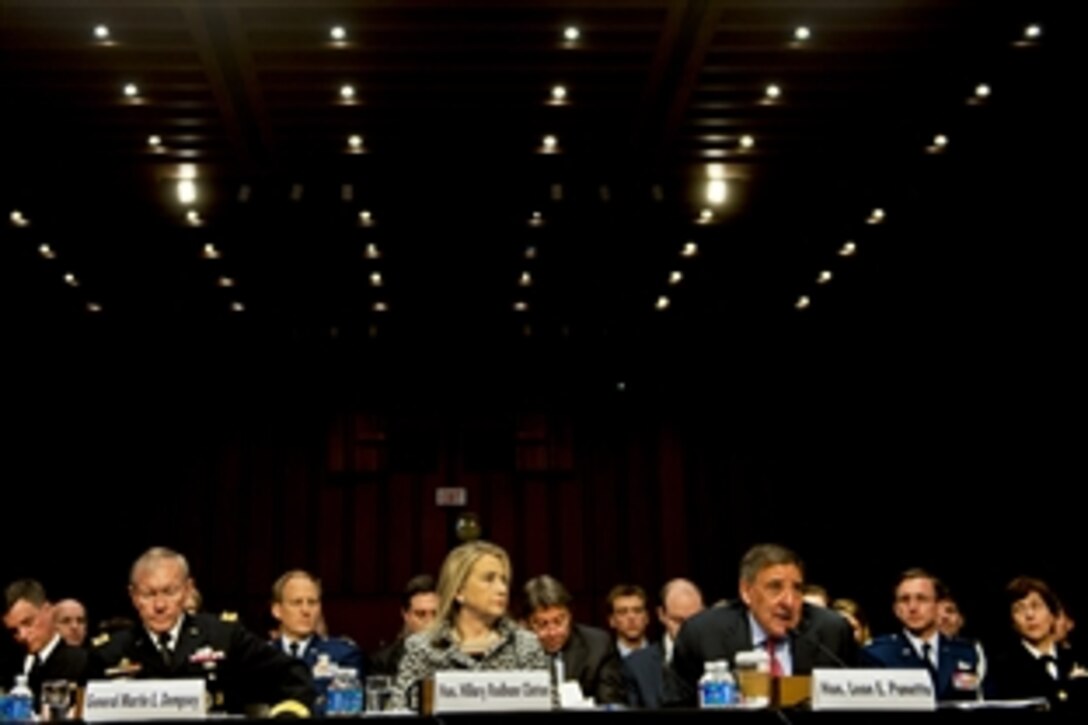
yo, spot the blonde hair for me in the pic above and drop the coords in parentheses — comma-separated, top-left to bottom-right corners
(433, 540, 511, 630)
(831, 597, 871, 645)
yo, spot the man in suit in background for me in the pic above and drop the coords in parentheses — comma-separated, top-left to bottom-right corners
(369, 574, 438, 677)
(668, 543, 856, 705)
(3, 580, 88, 711)
(623, 578, 704, 708)
(525, 575, 625, 705)
(606, 584, 650, 657)
(90, 546, 313, 717)
(53, 599, 88, 648)
(861, 568, 982, 701)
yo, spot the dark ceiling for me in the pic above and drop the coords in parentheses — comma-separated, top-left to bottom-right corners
(0, 0, 1074, 393)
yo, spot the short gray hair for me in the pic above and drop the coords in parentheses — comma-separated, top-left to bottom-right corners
(130, 546, 191, 585)
(738, 544, 803, 584)
(523, 575, 572, 613)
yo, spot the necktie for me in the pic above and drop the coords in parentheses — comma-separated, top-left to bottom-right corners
(920, 642, 938, 682)
(289, 641, 300, 659)
(1039, 654, 1059, 680)
(549, 654, 564, 708)
(158, 632, 173, 667)
(766, 639, 783, 677)
(27, 654, 43, 691)
(552, 653, 565, 683)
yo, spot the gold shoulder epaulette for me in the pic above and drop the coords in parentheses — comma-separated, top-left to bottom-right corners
(92, 632, 111, 647)
(220, 611, 239, 622)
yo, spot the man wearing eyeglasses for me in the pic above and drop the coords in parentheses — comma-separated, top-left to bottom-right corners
(89, 546, 313, 717)
(524, 575, 626, 705)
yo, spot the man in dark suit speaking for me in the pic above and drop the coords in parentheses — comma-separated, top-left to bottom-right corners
(667, 543, 856, 705)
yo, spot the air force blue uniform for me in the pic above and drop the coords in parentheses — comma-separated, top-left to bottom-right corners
(862, 632, 982, 701)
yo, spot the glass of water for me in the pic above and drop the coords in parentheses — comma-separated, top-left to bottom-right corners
(365, 675, 392, 713)
(41, 680, 72, 721)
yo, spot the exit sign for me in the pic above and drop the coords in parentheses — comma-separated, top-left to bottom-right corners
(435, 487, 467, 507)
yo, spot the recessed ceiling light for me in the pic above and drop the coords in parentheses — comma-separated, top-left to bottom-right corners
(868, 208, 885, 224)
(542, 135, 558, 152)
(794, 26, 811, 41)
(177, 180, 197, 204)
(369, 271, 383, 287)
(975, 83, 991, 98)
(706, 180, 727, 204)
(681, 242, 698, 257)
(123, 83, 138, 97)
(147, 135, 162, 147)
(1024, 24, 1042, 40)
(365, 243, 380, 259)
(551, 85, 568, 102)
(519, 271, 532, 287)
(330, 26, 346, 41)
(739, 134, 755, 149)
(655, 296, 671, 311)
(795, 295, 811, 310)
(230, 301, 244, 312)
(63, 272, 79, 287)
(94, 25, 110, 40)
(563, 26, 580, 42)
(348, 134, 363, 150)
(38, 244, 56, 259)
(839, 241, 857, 256)
(668, 271, 683, 285)
(340, 85, 355, 100)
(86, 302, 102, 313)
(373, 301, 388, 312)
(817, 270, 832, 284)
(514, 301, 529, 312)
(765, 84, 782, 100)
(217, 276, 235, 288)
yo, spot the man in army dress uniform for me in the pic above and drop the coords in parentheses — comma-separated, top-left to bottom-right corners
(89, 547, 313, 717)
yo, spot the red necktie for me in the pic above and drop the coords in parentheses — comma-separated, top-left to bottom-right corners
(766, 639, 783, 677)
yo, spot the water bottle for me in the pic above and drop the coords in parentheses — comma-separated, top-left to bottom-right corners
(340, 668, 364, 716)
(325, 667, 346, 717)
(311, 653, 335, 716)
(698, 660, 736, 709)
(7, 676, 34, 722)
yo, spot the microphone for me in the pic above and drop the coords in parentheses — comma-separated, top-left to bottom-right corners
(787, 627, 849, 669)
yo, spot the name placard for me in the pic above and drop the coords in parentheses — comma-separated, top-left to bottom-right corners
(811, 669, 936, 711)
(431, 670, 551, 713)
(83, 679, 206, 721)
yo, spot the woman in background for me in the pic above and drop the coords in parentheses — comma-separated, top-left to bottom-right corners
(988, 577, 1085, 711)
